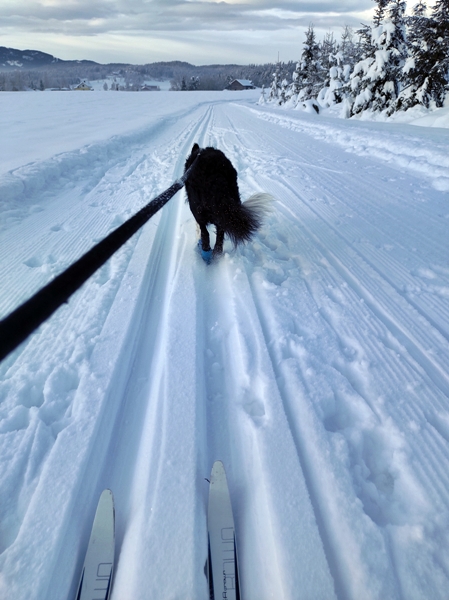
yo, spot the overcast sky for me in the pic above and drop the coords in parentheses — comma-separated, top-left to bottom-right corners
(1, 0, 377, 65)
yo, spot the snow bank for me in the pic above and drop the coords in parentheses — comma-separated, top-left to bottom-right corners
(249, 106, 449, 191)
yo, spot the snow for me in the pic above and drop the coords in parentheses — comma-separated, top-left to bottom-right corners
(251, 106, 449, 192)
(1, 89, 449, 599)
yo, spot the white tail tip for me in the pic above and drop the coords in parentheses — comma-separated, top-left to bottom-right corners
(243, 192, 275, 216)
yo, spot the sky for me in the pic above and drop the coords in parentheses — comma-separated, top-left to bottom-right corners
(0, 0, 377, 66)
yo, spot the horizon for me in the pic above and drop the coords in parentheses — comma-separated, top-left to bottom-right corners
(0, 44, 330, 68)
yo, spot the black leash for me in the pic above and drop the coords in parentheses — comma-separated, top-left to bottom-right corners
(0, 157, 198, 362)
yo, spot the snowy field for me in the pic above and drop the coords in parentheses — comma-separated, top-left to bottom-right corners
(0, 89, 449, 599)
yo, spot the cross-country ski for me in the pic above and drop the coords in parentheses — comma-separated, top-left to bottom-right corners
(207, 461, 240, 600)
(76, 490, 115, 600)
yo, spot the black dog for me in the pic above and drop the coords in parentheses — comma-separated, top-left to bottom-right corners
(184, 143, 272, 260)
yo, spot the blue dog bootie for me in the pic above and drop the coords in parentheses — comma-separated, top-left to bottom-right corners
(198, 240, 213, 264)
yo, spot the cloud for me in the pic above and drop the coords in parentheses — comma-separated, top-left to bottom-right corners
(0, 0, 375, 64)
(1, 0, 373, 32)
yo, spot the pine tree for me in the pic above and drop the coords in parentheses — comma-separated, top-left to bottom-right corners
(356, 23, 376, 60)
(383, 0, 408, 114)
(408, 0, 428, 46)
(188, 76, 200, 90)
(288, 62, 303, 103)
(374, 0, 390, 26)
(297, 24, 323, 101)
(268, 62, 283, 103)
(425, 0, 449, 106)
(398, 0, 431, 108)
(335, 26, 359, 103)
(350, 23, 376, 114)
(399, 0, 449, 108)
(321, 32, 337, 80)
(350, 0, 407, 115)
(278, 77, 290, 104)
(318, 54, 345, 107)
(340, 26, 359, 75)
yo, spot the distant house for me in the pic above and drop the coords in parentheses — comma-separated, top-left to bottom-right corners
(73, 81, 93, 91)
(226, 79, 255, 91)
(141, 84, 160, 91)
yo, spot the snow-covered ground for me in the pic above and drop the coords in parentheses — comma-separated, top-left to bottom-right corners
(0, 89, 448, 600)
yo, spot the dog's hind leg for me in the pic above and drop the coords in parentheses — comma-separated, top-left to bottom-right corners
(199, 223, 211, 251)
(213, 228, 224, 256)
(198, 222, 213, 263)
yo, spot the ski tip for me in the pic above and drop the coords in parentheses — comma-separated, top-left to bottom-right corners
(77, 489, 115, 600)
(210, 460, 227, 484)
(98, 488, 115, 508)
(95, 489, 115, 531)
(211, 460, 224, 470)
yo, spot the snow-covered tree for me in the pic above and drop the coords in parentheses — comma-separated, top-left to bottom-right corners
(374, 0, 390, 26)
(408, 0, 428, 47)
(188, 76, 200, 91)
(384, 0, 408, 113)
(321, 32, 337, 78)
(357, 23, 377, 61)
(398, 0, 449, 109)
(318, 54, 345, 108)
(297, 24, 323, 101)
(426, 0, 449, 105)
(340, 26, 359, 78)
(279, 77, 291, 104)
(350, 0, 407, 115)
(397, 0, 431, 108)
(287, 62, 303, 105)
(318, 32, 348, 109)
(268, 62, 283, 103)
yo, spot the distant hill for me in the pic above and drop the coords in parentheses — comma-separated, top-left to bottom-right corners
(0, 46, 99, 70)
(0, 45, 284, 91)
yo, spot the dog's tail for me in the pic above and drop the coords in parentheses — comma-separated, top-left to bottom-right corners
(223, 192, 274, 247)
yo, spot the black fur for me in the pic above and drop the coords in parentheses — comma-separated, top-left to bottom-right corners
(184, 143, 264, 256)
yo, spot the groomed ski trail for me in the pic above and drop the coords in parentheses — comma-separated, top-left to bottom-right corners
(210, 104, 449, 599)
(0, 95, 448, 600)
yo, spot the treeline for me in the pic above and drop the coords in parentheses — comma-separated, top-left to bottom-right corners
(0, 63, 124, 91)
(0, 59, 280, 92)
(130, 61, 277, 90)
(167, 64, 281, 90)
(264, 0, 449, 116)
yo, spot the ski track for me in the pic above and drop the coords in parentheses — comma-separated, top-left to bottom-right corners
(217, 106, 449, 599)
(0, 95, 448, 599)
